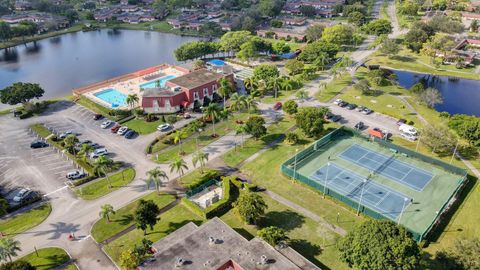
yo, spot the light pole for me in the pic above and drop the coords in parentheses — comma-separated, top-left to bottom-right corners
(323, 162, 330, 199)
(293, 149, 299, 180)
(356, 179, 367, 216)
(398, 197, 410, 225)
(450, 141, 459, 164)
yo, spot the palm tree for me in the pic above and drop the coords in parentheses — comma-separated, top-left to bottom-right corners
(126, 94, 139, 110)
(236, 125, 248, 148)
(94, 156, 114, 188)
(314, 52, 329, 71)
(146, 167, 168, 193)
(245, 95, 258, 115)
(296, 89, 309, 102)
(63, 134, 79, 155)
(79, 144, 94, 164)
(0, 238, 21, 262)
(256, 79, 268, 96)
(187, 120, 204, 152)
(99, 204, 115, 223)
(203, 103, 221, 136)
(217, 78, 234, 107)
(172, 129, 188, 154)
(279, 77, 294, 92)
(268, 77, 281, 99)
(192, 151, 209, 173)
(169, 157, 188, 181)
(244, 77, 257, 93)
(229, 93, 247, 114)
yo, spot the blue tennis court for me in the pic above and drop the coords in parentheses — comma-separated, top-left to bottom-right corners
(310, 163, 411, 220)
(340, 144, 434, 191)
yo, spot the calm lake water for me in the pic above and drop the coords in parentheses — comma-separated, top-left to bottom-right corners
(0, 29, 200, 109)
(393, 70, 480, 117)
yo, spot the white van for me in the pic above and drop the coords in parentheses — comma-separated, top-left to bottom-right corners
(401, 132, 417, 141)
(90, 148, 108, 158)
(398, 124, 417, 136)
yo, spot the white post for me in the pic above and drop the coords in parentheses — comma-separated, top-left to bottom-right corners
(293, 149, 299, 180)
(323, 162, 330, 199)
(398, 198, 409, 225)
(415, 136, 420, 152)
(356, 179, 367, 216)
(450, 141, 459, 164)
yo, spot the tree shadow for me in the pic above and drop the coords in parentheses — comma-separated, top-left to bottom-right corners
(391, 55, 416, 62)
(232, 227, 255, 240)
(115, 214, 134, 225)
(259, 210, 305, 232)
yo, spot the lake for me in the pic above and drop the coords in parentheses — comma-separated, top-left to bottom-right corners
(0, 29, 200, 109)
(393, 70, 480, 117)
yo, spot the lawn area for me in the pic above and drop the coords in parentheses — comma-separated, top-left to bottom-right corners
(123, 118, 164, 135)
(316, 74, 352, 102)
(75, 96, 113, 119)
(91, 192, 176, 243)
(103, 204, 204, 264)
(177, 168, 205, 188)
(220, 193, 349, 270)
(20, 247, 71, 270)
(76, 167, 136, 200)
(0, 204, 51, 236)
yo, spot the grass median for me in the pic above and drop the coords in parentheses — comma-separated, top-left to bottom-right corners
(76, 167, 136, 200)
(20, 247, 71, 270)
(123, 118, 165, 134)
(91, 192, 176, 243)
(0, 203, 51, 236)
(75, 96, 114, 119)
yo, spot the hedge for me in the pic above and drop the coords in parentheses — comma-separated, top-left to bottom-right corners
(117, 115, 136, 124)
(185, 169, 221, 190)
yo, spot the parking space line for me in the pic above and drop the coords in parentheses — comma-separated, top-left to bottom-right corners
(48, 164, 75, 171)
(43, 185, 69, 197)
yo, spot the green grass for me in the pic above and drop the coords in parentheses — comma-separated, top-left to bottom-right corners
(123, 118, 165, 134)
(0, 107, 13, 116)
(30, 123, 53, 138)
(20, 247, 70, 270)
(75, 96, 114, 119)
(316, 74, 353, 102)
(76, 168, 136, 200)
(91, 192, 176, 243)
(0, 204, 51, 236)
(63, 264, 78, 270)
(220, 193, 349, 270)
(103, 204, 204, 264)
(178, 168, 205, 188)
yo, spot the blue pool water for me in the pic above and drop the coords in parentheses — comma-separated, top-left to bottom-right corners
(94, 88, 127, 107)
(140, 75, 177, 89)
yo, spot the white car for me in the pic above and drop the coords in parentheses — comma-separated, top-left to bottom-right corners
(101, 120, 113, 129)
(398, 124, 418, 136)
(157, 123, 172, 132)
(117, 126, 129, 135)
(401, 132, 417, 141)
(333, 99, 343, 105)
(66, 170, 86, 180)
(90, 148, 108, 158)
(59, 130, 74, 139)
(13, 188, 32, 203)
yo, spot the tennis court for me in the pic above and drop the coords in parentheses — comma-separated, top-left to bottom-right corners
(339, 144, 434, 191)
(310, 163, 410, 220)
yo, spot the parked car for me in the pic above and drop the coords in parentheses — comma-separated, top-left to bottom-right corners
(125, 130, 137, 139)
(101, 120, 113, 129)
(346, 103, 357, 110)
(362, 108, 373, 115)
(398, 124, 418, 136)
(117, 126, 129, 135)
(66, 170, 86, 180)
(324, 111, 333, 120)
(157, 124, 172, 132)
(111, 124, 121, 133)
(397, 118, 407, 126)
(93, 114, 103, 120)
(330, 115, 342, 122)
(401, 132, 418, 141)
(59, 131, 74, 139)
(354, 122, 365, 130)
(338, 101, 349, 107)
(78, 140, 92, 146)
(30, 141, 48, 149)
(356, 106, 365, 112)
(273, 102, 282, 110)
(13, 188, 32, 203)
(373, 127, 391, 139)
(90, 143, 101, 149)
(183, 113, 191, 119)
(90, 148, 108, 159)
(333, 99, 343, 105)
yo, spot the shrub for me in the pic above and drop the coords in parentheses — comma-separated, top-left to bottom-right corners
(285, 132, 299, 145)
(166, 115, 178, 124)
(283, 100, 298, 115)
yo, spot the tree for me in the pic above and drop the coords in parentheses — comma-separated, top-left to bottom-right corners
(353, 79, 374, 95)
(285, 59, 304, 75)
(305, 24, 325, 42)
(79, 144, 94, 164)
(229, 93, 247, 113)
(279, 77, 294, 92)
(448, 114, 480, 146)
(299, 41, 338, 63)
(285, 132, 299, 145)
(126, 94, 139, 110)
(365, 19, 392, 35)
(192, 151, 209, 173)
(245, 116, 267, 139)
(321, 24, 354, 45)
(419, 87, 443, 108)
(427, 16, 464, 34)
(295, 107, 329, 138)
(470, 20, 479, 32)
(299, 5, 316, 17)
(234, 191, 267, 224)
(199, 21, 223, 37)
(348, 11, 365, 26)
(404, 28, 429, 53)
(237, 41, 258, 63)
(339, 220, 420, 270)
(270, 19, 283, 28)
(259, 0, 285, 17)
(272, 41, 291, 54)
(295, 89, 309, 101)
(0, 22, 11, 41)
(435, 237, 480, 270)
(119, 249, 139, 270)
(283, 100, 298, 115)
(174, 41, 219, 61)
(99, 204, 115, 223)
(169, 156, 188, 180)
(253, 64, 279, 82)
(0, 238, 21, 262)
(220, 31, 253, 53)
(246, 91, 259, 114)
(0, 260, 35, 270)
(146, 167, 168, 193)
(63, 134, 79, 155)
(203, 103, 221, 136)
(217, 77, 235, 107)
(399, 1, 419, 15)
(258, 226, 289, 246)
(421, 124, 457, 154)
(172, 129, 188, 154)
(0, 82, 44, 106)
(244, 77, 257, 93)
(134, 200, 160, 235)
(380, 38, 400, 57)
(93, 156, 114, 188)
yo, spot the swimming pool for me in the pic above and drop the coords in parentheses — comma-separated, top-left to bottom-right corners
(140, 75, 177, 89)
(93, 88, 127, 108)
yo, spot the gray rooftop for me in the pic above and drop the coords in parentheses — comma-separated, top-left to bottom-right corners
(168, 69, 226, 90)
(141, 217, 320, 270)
(142, 87, 181, 98)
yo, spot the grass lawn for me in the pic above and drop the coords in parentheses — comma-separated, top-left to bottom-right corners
(75, 96, 113, 119)
(20, 247, 71, 270)
(76, 168, 136, 200)
(123, 118, 164, 135)
(177, 168, 205, 188)
(0, 204, 51, 236)
(316, 74, 352, 102)
(91, 192, 176, 243)
(220, 193, 349, 270)
(103, 204, 204, 264)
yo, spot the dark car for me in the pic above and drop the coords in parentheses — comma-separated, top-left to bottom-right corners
(330, 115, 342, 122)
(324, 111, 333, 120)
(273, 102, 282, 110)
(362, 108, 373, 115)
(30, 141, 48, 149)
(93, 114, 103, 120)
(111, 124, 121, 133)
(354, 121, 365, 130)
(338, 101, 349, 107)
(396, 118, 407, 126)
(346, 103, 357, 110)
(124, 130, 137, 139)
(90, 143, 101, 149)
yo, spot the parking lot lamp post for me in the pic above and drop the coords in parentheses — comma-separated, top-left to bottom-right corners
(293, 149, 299, 181)
(398, 197, 409, 225)
(323, 162, 330, 198)
(356, 179, 367, 216)
(450, 141, 459, 164)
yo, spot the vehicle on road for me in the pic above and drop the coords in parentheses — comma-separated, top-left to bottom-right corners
(356, 106, 365, 112)
(66, 170, 86, 180)
(330, 115, 342, 122)
(90, 148, 108, 158)
(94, 114, 104, 120)
(183, 113, 191, 119)
(362, 108, 373, 115)
(354, 122, 365, 130)
(157, 124, 172, 132)
(125, 130, 137, 139)
(338, 101, 349, 107)
(273, 102, 282, 110)
(117, 126, 129, 135)
(333, 99, 343, 105)
(111, 124, 121, 133)
(346, 103, 357, 110)
(59, 131, 75, 139)
(13, 188, 32, 203)
(101, 120, 113, 129)
(399, 124, 418, 136)
(30, 141, 48, 149)
(401, 132, 417, 141)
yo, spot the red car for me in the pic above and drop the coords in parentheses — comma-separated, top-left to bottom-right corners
(273, 102, 282, 110)
(111, 124, 121, 133)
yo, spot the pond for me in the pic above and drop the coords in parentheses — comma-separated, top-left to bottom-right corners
(0, 29, 200, 109)
(393, 70, 480, 117)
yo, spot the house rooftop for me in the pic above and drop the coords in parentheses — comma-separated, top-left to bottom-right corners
(142, 87, 181, 97)
(169, 69, 226, 89)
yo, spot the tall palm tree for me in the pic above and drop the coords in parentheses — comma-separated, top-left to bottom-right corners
(126, 94, 139, 110)
(79, 144, 94, 164)
(268, 77, 281, 99)
(187, 120, 204, 152)
(244, 77, 257, 93)
(217, 78, 234, 107)
(0, 238, 21, 262)
(256, 79, 268, 96)
(99, 204, 115, 223)
(314, 52, 329, 71)
(63, 134, 79, 155)
(236, 125, 248, 148)
(245, 95, 258, 115)
(229, 93, 247, 113)
(172, 129, 188, 154)
(146, 167, 169, 193)
(192, 151, 209, 173)
(203, 103, 221, 136)
(94, 156, 114, 188)
(169, 157, 188, 181)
